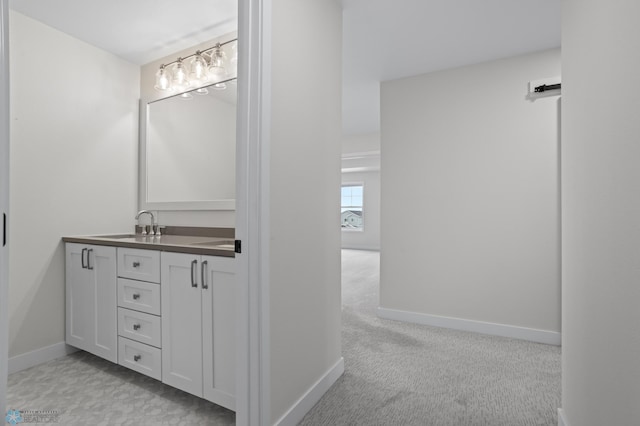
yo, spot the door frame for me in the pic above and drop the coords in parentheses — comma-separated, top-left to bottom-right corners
(0, 0, 10, 418)
(236, 0, 271, 425)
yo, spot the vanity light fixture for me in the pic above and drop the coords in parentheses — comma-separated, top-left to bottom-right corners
(154, 38, 237, 94)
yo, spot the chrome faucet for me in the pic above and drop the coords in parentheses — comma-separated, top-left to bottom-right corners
(135, 210, 156, 236)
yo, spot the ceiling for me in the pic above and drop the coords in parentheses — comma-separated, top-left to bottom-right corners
(9, 0, 238, 65)
(342, 0, 561, 134)
(9, 0, 561, 136)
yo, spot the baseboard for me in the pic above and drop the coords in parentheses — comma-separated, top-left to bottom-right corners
(377, 307, 561, 346)
(274, 357, 344, 426)
(558, 408, 570, 426)
(8, 342, 77, 374)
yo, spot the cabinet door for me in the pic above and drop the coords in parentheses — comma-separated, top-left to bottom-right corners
(65, 243, 93, 351)
(65, 243, 117, 363)
(161, 252, 203, 397)
(91, 245, 117, 363)
(201, 255, 236, 410)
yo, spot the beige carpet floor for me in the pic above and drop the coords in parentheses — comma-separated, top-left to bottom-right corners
(300, 249, 561, 426)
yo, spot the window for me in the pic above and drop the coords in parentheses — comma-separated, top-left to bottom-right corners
(341, 184, 364, 230)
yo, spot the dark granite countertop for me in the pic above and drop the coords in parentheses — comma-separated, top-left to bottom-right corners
(62, 228, 235, 258)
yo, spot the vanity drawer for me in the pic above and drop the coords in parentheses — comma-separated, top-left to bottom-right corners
(117, 278, 160, 315)
(118, 336, 162, 381)
(117, 248, 160, 283)
(118, 308, 161, 348)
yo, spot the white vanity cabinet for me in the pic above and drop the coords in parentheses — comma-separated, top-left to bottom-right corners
(65, 239, 236, 411)
(65, 243, 117, 363)
(161, 252, 236, 410)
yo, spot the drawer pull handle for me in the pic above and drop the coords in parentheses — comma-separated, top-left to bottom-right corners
(133, 324, 141, 331)
(132, 293, 141, 300)
(191, 259, 198, 288)
(134, 354, 141, 362)
(201, 260, 208, 290)
(87, 249, 94, 270)
(132, 261, 140, 268)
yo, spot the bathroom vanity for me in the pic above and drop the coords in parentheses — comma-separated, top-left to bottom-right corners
(59, 33, 239, 412)
(62, 228, 236, 411)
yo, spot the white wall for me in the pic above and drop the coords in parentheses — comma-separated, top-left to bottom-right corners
(8, 12, 139, 358)
(342, 132, 380, 155)
(380, 49, 561, 336)
(269, 0, 343, 423)
(140, 33, 237, 228)
(561, 1, 640, 425)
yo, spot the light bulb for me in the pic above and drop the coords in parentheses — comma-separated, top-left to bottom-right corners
(189, 52, 209, 85)
(154, 66, 172, 91)
(172, 59, 190, 91)
(179, 92, 193, 100)
(230, 42, 238, 65)
(194, 87, 209, 95)
(208, 44, 227, 79)
(213, 82, 227, 90)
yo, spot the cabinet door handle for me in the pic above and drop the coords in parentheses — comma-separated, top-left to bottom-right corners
(133, 354, 141, 362)
(201, 260, 208, 290)
(133, 324, 141, 331)
(81, 248, 87, 269)
(191, 259, 198, 288)
(132, 293, 141, 300)
(132, 261, 140, 268)
(87, 248, 94, 270)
